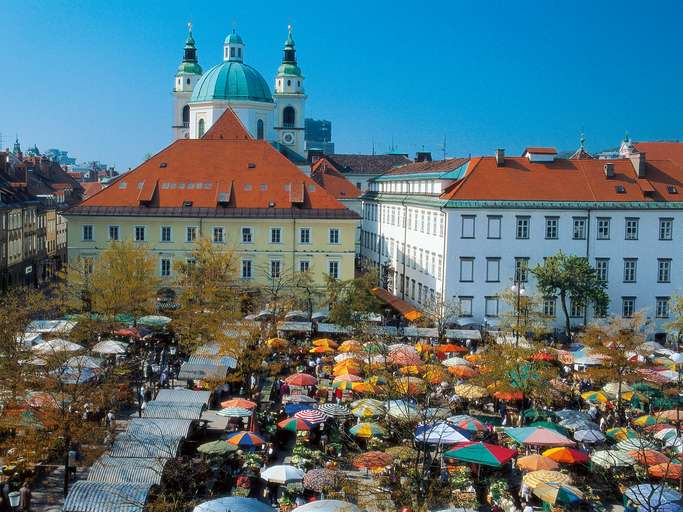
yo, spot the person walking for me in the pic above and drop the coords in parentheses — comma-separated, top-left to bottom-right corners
(19, 482, 31, 512)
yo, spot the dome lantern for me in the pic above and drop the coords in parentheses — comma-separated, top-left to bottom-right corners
(224, 29, 245, 63)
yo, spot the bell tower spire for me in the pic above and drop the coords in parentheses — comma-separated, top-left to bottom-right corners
(172, 22, 203, 141)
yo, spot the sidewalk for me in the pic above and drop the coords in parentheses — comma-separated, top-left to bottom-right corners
(31, 466, 89, 512)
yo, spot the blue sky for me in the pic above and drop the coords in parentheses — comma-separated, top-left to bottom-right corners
(2, 0, 682, 171)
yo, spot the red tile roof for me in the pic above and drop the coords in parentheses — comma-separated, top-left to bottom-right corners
(311, 165, 360, 199)
(81, 182, 105, 198)
(441, 156, 683, 203)
(634, 142, 683, 169)
(522, 147, 558, 155)
(202, 108, 253, 141)
(382, 157, 469, 176)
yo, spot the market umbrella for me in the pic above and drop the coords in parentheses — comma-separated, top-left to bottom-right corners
(574, 429, 606, 443)
(225, 431, 265, 447)
(529, 421, 569, 436)
(657, 410, 683, 422)
(504, 427, 576, 447)
(137, 315, 171, 327)
(654, 428, 679, 443)
(294, 409, 328, 425)
(309, 346, 334, 354)
(436, 344, 467, 354)
(533, 482, 584, 505)
(193, 497, 272, 512)
(64, 355, 103, 369)
(265, 337, 288, 349)
(351, 398, 383, 409)
(522, 470, 572, 489)
(415, 341, 433, 354)
(602, 382, 633, 397)
(334, 353, 361, 363)
(216, 407, 252, 417)
(448, 365, 478, 379)
(559, 418, 599, 431)
(448, 415, 486, 433)
(332, 366, 361, 377)
(91, 340, 127, 355)
(277, 417, 314, 432)
(339, 341, 362, 353)
(292, 500, 361, 512)
(350, 422, 387, 438)
(396, 376, 426, 394)
(454, 384, 487, 399)
(220, 398, 257, 409)
(333, 374, 363, 383)
(629, 449, 670, 466)
(494, 390, 524, 401)
(303, 468, 344, 492)
(421, 364, 448, 384)
(352, 451, 393, 469)
(442, 357, 471, 367)
(624, 485, 682, 511)
(285, 373, 317, 386)
(617, 438, 657, 452)
(389, 350, 422, 366)
(606, 427, 639, 441)
(444, 441, 517, 467)
(542, 447, 590, 464)
(351, 403, 383, 418)
(633, 414, 658, 427)
(415, 422, 469, 445)
(523, 409, 550, 421)
(32, 339, 83, 353)
(591, 450, 635, 468)
(260, 464, 305, 484)
(399, 365, 422, 376)
(581, 390, 609, 403)
(649, 463, 682, 480)
(197, 440, 238, 456)
(517, 454, 559, 471)
(318, 403, 350, 418)
(386, 401, 419, 421)
(312, 338, 338, 348)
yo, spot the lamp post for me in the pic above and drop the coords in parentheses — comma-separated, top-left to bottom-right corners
(510, 282, 526, 347)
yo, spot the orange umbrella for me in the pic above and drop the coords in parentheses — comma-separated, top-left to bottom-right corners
(313, 338, 338, 348)
(494, 391, 524, 401)
(448, 365, 478, 378)
(464, 354, 482, 363)
(436, 344, 467, 354)
(220, 398, 257, 409)
(399, 365, 422, 376)
(542, 447, 589, 464)
(333, 366, 361, 377)
(648, 463, 681, 480)
(629, 449, 670, 466)
(517, 454, 560, 471)
(396, 376, 426, 394)
(657, 410, 683, 422)
(310, 346, 335, 354)
(421, 364, 448, 384)
(339, 341, 362, 353)
(350, 381, 377, 393)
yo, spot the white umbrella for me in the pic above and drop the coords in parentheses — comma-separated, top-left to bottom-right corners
(591, 450, 635, 468)
(616, 438, 657, 451)
(292, 500, 361, 512)
(442, 357, 471, 367)
(260, 465, 305, 484)
(193, 497, 272, 512)
(602, 382, 632, 397)
(574, 429, 605, 443)
(92, 339, 128, 355)
(415, 422, 469, 445)
(32, 338, 83, 353)
(64, 355, 103, 369)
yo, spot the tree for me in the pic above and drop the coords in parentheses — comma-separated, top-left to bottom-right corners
(288, 270, 324, 320)
(496, 288, 552, 343)
(531, 251, 608, 342)
(326, 270, 384, 335)
(171, 239, 241, 353)
(417, 295, 461, 342)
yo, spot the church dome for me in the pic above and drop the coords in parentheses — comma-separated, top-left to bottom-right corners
(191, 61, 274, 103)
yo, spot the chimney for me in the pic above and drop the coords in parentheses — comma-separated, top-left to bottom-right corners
(495, 148, 505, 167)
(629, 152, 646, 178)
(415, 151, 432, 163)
(603, 163, 615, 178)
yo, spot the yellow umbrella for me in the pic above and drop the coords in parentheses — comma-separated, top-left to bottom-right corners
(333, 366, 361, 377)
(415, 341, 433, 354)
(265, 337, 288, 348)
(399, 365, 422, 376)
(581, 390, 609, 403)
(339, 341, 362, 353)
(454, 384, 488, 399)
(396, 376, 426, 394)
(621, 391, 649, 403)
(421, 364, 448, 385)
(310, 346, 335, 354)
(523, 470, 572, 489)
(313, 338, 338, 348)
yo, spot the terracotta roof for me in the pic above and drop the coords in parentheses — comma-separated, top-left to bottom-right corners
(202, 107, 252, 141)
(311, 165, 360, 200)
(522, 147, 558, 155)
(82, 182, 105, 198)
(371, 287, 422, 321)
(73, 116, 354, 216)
(319, 154, 412, 175)
(441, 156, 683, 203)
(568, 147, 594, 160)
(634, 142, 683, 169)
(382, 157, 469, 176)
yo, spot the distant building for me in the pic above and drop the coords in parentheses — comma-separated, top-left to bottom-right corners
(305, 118, 334, 154)
(310, 153, 412, 194)
(45, 148, 77, 166)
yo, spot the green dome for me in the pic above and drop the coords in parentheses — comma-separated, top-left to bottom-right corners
(277, 62, 302, 77)
(190, 61, 273, 103)
(225, 31, 243, 44)
(177, 61, 203, 76)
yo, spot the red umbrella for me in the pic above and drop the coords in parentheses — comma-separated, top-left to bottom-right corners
(529, 351, 556, 362)
(436, 344, 467, 354)
(285, 373, 317, 386)
(494, 391, 524, 401)
(114, 327, 139, 337)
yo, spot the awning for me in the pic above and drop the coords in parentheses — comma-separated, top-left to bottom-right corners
(142, 401, 204, 420)
(127, 418, 194, 439)
(178, 364, 229, 381)
(88, 455, 167, 485)
(277, 321, 313, 332)
(63, 481, 152, 512)
(445, 329, 482, 340)
(371, 287, 422, 321)
(155, 389, 211, 405)
(109, 433, 181, 459)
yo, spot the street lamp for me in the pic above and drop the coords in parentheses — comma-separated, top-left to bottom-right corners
(510, 283, 526, 346)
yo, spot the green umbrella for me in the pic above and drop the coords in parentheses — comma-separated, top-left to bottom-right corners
(138, 315, 172, 327)
(444, 441, 518, 467)
(530, 421, 569, 436)
(197, 441, 238, 456)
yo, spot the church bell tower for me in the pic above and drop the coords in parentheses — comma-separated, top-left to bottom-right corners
(172, 23, 203, 141)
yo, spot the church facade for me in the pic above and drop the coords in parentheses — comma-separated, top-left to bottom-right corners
(172, 25, 307, 160)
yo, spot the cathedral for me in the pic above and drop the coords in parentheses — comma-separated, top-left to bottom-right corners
(172, 24, 307, 161)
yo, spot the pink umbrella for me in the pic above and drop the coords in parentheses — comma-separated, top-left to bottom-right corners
(505, 427, 576, 447)
(389, 350, 422, 366)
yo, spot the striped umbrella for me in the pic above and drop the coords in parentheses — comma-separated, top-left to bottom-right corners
(220, 398, 257, 409)
(522, 470, 572, 489)
(574, 429, 606, 444)
(517, 454, 559, 471)
(350, 422, 387, 438)
(294, 409, 328, 424)
(591, 450, 635, 468)
(606, 427, 639, 441)
(217, 407, 253, 417)
(318, 403, 350, 418)
(278, 417, 314, 432)
(444, 441, 517, 467)
(351, 403, 384, 418)
(448, 415, 486, 432)
(616, 438, 657, 451)
(633, 414, 658, 427)
(226, 431, 266, 447)
(533, 482, 584, 505)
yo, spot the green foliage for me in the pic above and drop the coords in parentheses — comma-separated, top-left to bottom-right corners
(325, 269, 384, 330)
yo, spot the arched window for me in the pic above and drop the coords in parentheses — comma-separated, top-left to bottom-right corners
(182, 105, 190, 127)
(186, 78, 190, 85)
(287, 79, 291, 86)
(283, 106, 295, 128)
(257, 119, 264, 140)
(198, 118, 205, 138)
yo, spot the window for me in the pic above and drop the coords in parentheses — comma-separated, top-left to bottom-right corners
(658, 258, 671, 283)
(198, 118, 205, 138)
(516, 216, 530, 239)
(570, 298, 585, 318)
(426, 212, 431, 234)
(486, 257, 500, 282)
(437, 255, 443, 278)
(656, 297, 670, 319)
(134, 225, 146, 242)
(419, 249, 424, 272)
(411, 247, 417, 269)
(487, 216, 501, 239)
(108, 225, 119, 241)
(515, 257, 529, 282)
(283, 106, 295, 127)
(439, 213, 445, 236)
(161, 226, 172, 242)
(82, 225, 93, 241)
(622, 297, 636, 318)
(459, 257, 474, 282)
(459, 296, 473, 317)
(659, 218, 673, 240)
(433, 214, 437, 235)
(407, 209, 412, 229)
(410, 279, 416, 300)
(595, 258, 609, 282)
(328, 260, 339, 279)
(299, 260, 310, 273)
(417, 283, 423, 304)
(623, 258, 637, 282)
(461, 215, 475, 238)
(545, 217, 559, 239)
(420, 211, 425, 232)
(329, 228, 340, 244)
(186, 226, 197, 242)
(270, 227, 282, 244)
(572, 217, 586, 240)
(256, 119, 264, 140)
(160, 258, 171, 277)
(485, 297, 499, 317)
(182, 105, 190, 126)
(213, 227, 224, 243)
(597, 217, 610, 240)
(230, 47, 235, 58)
(543, 297, 556, 317)
(625, 218, 639, 240)
(300, 227, 311, 244)
(241, 259, 253, 279)
(270, 260, 281, 279)
(241, 227, 253, 243)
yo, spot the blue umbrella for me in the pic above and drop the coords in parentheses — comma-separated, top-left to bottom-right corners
(193, 497, 272, 512)
(284, 403, 315, 415)
(624, 484, 682, 512)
